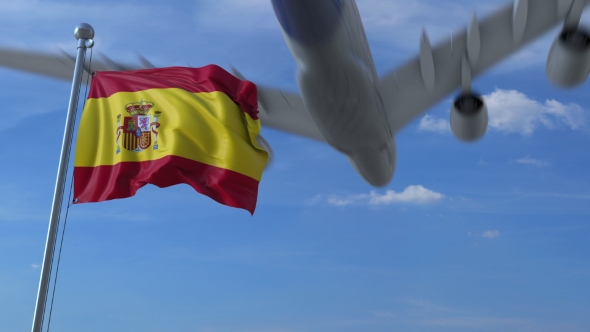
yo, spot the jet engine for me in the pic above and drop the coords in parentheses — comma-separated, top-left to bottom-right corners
(546, 28, 590, 87)
(450, 93, 488, 142)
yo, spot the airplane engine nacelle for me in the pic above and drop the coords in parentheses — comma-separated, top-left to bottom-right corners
(450, 93, 488, 142)
(546, 28, 590, 87)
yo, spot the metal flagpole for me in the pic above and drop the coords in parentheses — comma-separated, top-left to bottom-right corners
(31, 23, 94, 332)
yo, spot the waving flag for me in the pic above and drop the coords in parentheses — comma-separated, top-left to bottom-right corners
(73, 65, 268, 214)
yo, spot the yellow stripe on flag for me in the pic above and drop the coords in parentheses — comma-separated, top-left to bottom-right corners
(75, 88, 267, 181)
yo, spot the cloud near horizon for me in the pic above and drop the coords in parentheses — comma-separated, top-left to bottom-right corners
(516, 156, 550, 167)
(418, 114, 449, 133)
(481, 230, 500, 239)
(469, 230, 501, 239)
(418, 88, 586, 135)
(320, 185, 445, 207)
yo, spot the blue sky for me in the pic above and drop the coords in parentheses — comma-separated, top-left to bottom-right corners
(1, 0, 590, 331)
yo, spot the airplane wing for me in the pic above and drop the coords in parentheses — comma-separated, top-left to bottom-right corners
(0, 47, 144, 81)
(255, 86, 325, 141)
(380, 0, 590, 134)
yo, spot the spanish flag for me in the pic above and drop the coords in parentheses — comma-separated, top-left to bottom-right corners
(73, 65, 268, 214)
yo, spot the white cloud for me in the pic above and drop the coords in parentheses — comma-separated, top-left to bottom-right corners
(484, 88, 586, 135)
(369, 185, 445, 205)
(516, 156, 550, 167)
(468, 230, 500, 239)
(31, 264, 40, 269)
(322, 185, 444, 207)
(327, 197, 356, 206)
(418, 115, 449, 133)
(481, 230, 500, 239)
(418, 89, 586, 136)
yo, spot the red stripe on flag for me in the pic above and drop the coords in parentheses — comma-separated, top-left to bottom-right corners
(74, 155, 260, 214)
(88, 65, 259, 120)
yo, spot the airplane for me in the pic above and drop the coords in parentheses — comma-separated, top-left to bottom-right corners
(1, 0, 589, 187)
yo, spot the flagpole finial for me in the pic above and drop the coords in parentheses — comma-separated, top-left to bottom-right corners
(74, 23, 94, 40)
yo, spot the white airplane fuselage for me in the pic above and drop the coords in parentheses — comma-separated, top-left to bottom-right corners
(271, 0, 396, 186)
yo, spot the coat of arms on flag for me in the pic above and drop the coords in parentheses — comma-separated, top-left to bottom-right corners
(116, 100, 161, 154)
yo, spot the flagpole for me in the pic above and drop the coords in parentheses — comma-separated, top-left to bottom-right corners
(31, 23, 94, 332)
